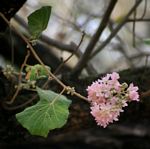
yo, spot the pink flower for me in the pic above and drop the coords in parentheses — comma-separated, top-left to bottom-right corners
(111, 72, 120, 81)
(127, 83, 139, 101)
(91, 103, 122, 128)
(101, 73, 111, 82)
(87, 72, 140, 128)
(87, 81, 106, 104)
(109, 72, 121, 91)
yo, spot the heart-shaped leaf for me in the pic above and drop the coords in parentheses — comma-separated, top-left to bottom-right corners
(16, 87, 71, 137)
(28, 6, 51, 39)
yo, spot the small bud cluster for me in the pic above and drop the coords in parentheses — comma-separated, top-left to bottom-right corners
(15, 80, 36, 90)
(2, 65, 15, 79)
(87, 72, 139, 128)
(66, 86, 75, 95)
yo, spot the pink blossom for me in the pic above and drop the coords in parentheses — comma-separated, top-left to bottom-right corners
(91, 103, 122, 128)
(101, 73, 111, 82)
(111, 72, 120, 81)
(87, 81, 106, 104)
(87, 72, 140, 128)
(109, 72, 121, 91)
(127, 83, 139, 101)
(121, 100, 128, 107)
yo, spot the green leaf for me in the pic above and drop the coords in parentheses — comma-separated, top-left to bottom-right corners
(144, 38, 150, 45)
(25, 64, 50, 81)
(16, 87, 71, 137)
(28, 6, 51, 39)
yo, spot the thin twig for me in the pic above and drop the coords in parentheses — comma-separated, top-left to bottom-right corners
(127, 18, 150, 22)
(133, 0, 137, 47)
(108, 21, 135, 68)
(14, 15, 80, 56)
(140, 0, 147, 18)
(90, 0, 143, 59)
(9, 27, 15, 65)
(71, 0, 118, 77)
(14, 14, 99, 75)
(131, 0, 148, 46)
(3, 93, 37, 110)
(0, 12, 88, 102)
(54, 32, 85, 74)
(6, 50, 30, 104)
(42, 34, 96, 90)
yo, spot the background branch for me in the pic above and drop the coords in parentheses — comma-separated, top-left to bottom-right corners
(14, 15, 80, 56)
(71, 0, 118, 77)
(90, 0, 143, 59)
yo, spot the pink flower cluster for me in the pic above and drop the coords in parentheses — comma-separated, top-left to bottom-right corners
(87, 72, 139, 128)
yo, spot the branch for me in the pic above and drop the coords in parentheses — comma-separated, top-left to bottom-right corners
(0, 12, 88, 102)
(14, 15, 80, 55)
(40, 35, 79, 55)
(132, 0, 137, 47)
(140, 0, 147, 19)
(6, 50, 30, 104)
(54, 32, 85, 74)
(71, 0, 118, 77)
(127, 18, 150, 22)
(14, 14, 97, 74)
(90, 0, 143, 59)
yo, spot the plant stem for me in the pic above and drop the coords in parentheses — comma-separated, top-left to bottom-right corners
(0, 12, 88, 102)
(6, 50, 30, 104)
